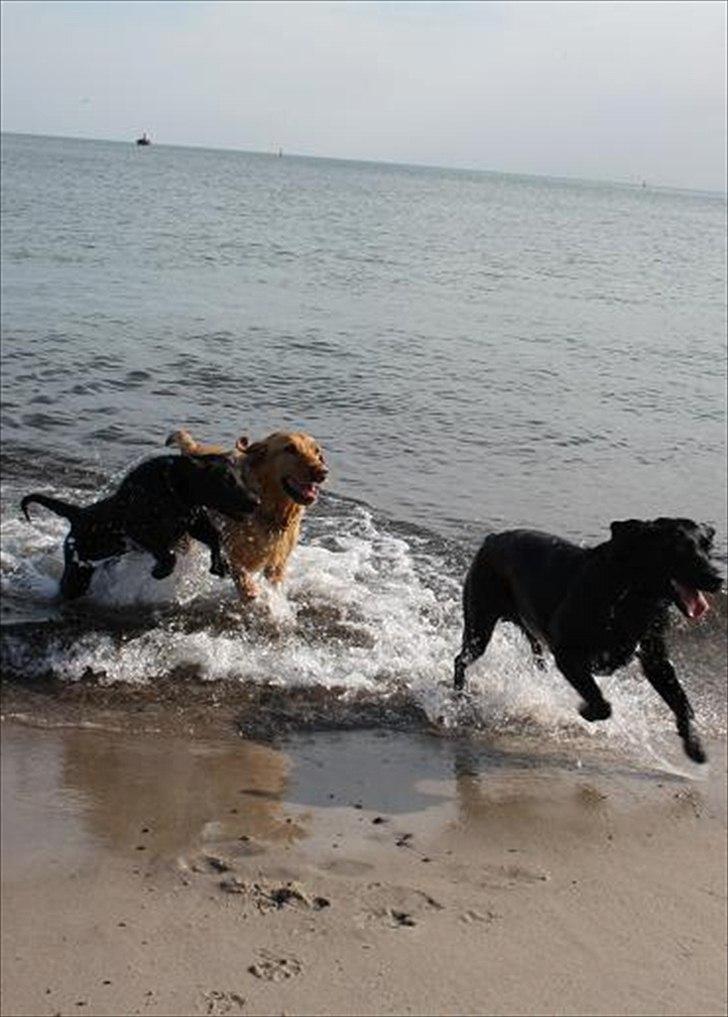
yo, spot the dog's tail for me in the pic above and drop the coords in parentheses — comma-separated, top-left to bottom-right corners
(21, 493, 81, 523)
(166, 428, 248, 459)
(165, 428, 197, 453)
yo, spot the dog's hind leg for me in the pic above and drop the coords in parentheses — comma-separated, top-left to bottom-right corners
(60, 539, 94, 599)
(150, 550, 176, 579)
(453, 561, 503, 691)
(524, 630, 547, 671)
(638, 633, 706, 764)
(553, 653, 612, 722)
(454, 625, 497, 691)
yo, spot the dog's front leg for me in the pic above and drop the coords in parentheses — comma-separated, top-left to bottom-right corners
(131, 529, 178, 579)
(638, 633, 706, 764)
(187, 513, 228, 577)
(264, 533, 296, 588)
(231, 567, 260, 601)
(263, 563, 285, 585)
(554, 652, 612, 722)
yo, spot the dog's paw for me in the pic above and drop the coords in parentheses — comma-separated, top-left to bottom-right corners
(151, 559, 175, 580)
(451, 683, 471, 702)
(579, 699, 612, 722)
(453, 667, 468, 692)
(683, 734, 707, 764)
(233, 573, 260, 601)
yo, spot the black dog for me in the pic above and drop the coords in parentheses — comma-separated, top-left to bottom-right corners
(21, 454, 259, 599)
(453, 518, 722, 763)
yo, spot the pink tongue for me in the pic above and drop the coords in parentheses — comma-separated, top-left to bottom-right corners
(675, 582, 710, 620)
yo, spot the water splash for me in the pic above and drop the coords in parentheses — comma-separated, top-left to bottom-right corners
(2, 488, 725, 764)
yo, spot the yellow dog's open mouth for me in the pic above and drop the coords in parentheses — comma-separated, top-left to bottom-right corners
(283, 477, 320, 506)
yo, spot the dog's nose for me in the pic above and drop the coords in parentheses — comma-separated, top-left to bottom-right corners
(312, 467, 328, 483)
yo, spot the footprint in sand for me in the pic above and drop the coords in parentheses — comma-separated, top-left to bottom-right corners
(491, 863, 550, 887)
(460, 908, 500, 924)
(361, 883, 445, 928)
(220, 877, 330, 913)
(202, 989, 246, 1015)
(322, 858, 373, 877)
(248, 950, 303, 982)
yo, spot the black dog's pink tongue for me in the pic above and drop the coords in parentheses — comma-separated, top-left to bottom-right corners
(673, 581, 710, 620)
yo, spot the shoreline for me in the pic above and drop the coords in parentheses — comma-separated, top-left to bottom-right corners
(2, 706, 726, 1017)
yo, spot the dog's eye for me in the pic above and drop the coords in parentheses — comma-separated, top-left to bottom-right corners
(284, 443, 297, 454)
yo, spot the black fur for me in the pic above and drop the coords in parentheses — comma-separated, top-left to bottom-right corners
(453, 517, 723, 763)
(21, 454, 259, 599)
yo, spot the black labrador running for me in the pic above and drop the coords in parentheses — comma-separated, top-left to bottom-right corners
(21, 454, 259, 599)
(453, 518, 722, 763)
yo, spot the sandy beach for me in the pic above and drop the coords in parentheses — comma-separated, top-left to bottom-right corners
(2, 11, 727, 1016)
(2, 689, 726, 1017)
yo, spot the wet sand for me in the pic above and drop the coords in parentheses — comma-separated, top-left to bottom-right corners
(1, 714, 726, 1017)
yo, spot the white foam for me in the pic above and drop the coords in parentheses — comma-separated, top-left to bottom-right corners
(1, 494, 723, 759)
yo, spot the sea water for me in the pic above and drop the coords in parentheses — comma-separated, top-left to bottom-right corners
(2, 132, 726, 760)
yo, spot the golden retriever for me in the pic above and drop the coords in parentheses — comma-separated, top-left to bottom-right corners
(165, 428, 327, 600)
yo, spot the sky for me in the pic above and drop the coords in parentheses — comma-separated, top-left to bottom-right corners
(1, 0, 726, 192)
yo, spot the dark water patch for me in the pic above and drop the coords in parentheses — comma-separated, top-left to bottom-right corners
(27, 394, 57, 406)
(0, 670, 430, 745)
(21, 410, 76, 430)
(68, 381, 108, 395)
(0, 444, 107, 489)
(234, 683, 431, 741)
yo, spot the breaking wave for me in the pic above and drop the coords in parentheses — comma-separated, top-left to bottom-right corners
(2, 475, 725, 771)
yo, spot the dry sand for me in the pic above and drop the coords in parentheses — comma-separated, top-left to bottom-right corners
(1, 708, 726, 1017)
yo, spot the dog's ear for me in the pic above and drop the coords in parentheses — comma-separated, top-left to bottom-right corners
(653, 517, 715, 545)
(244, 441, 268, 464)
(235, 436, 250, 454)
(609, 519, 648, 542)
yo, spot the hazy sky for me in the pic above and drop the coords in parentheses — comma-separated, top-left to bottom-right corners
(1, 0, 726, 191)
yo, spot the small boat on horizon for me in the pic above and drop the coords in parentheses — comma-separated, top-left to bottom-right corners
(136, 132, 151, 146)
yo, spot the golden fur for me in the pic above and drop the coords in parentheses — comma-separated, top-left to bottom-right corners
(165, 428, 327, 600)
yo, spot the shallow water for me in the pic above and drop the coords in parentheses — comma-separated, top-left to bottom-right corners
(5, 723, 723, 883)
(1, 133, 726, 765)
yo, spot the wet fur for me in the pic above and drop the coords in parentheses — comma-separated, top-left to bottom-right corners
(165, 428, 328, 600)
(454, 518, 722, 763)
(21, 454, 259, 599)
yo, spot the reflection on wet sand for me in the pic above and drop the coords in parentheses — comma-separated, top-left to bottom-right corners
(2, 725, 308, 873)
(448, 737, 710, 848)
(4, 721, 722, 890)
(61, 728, 311, 855)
